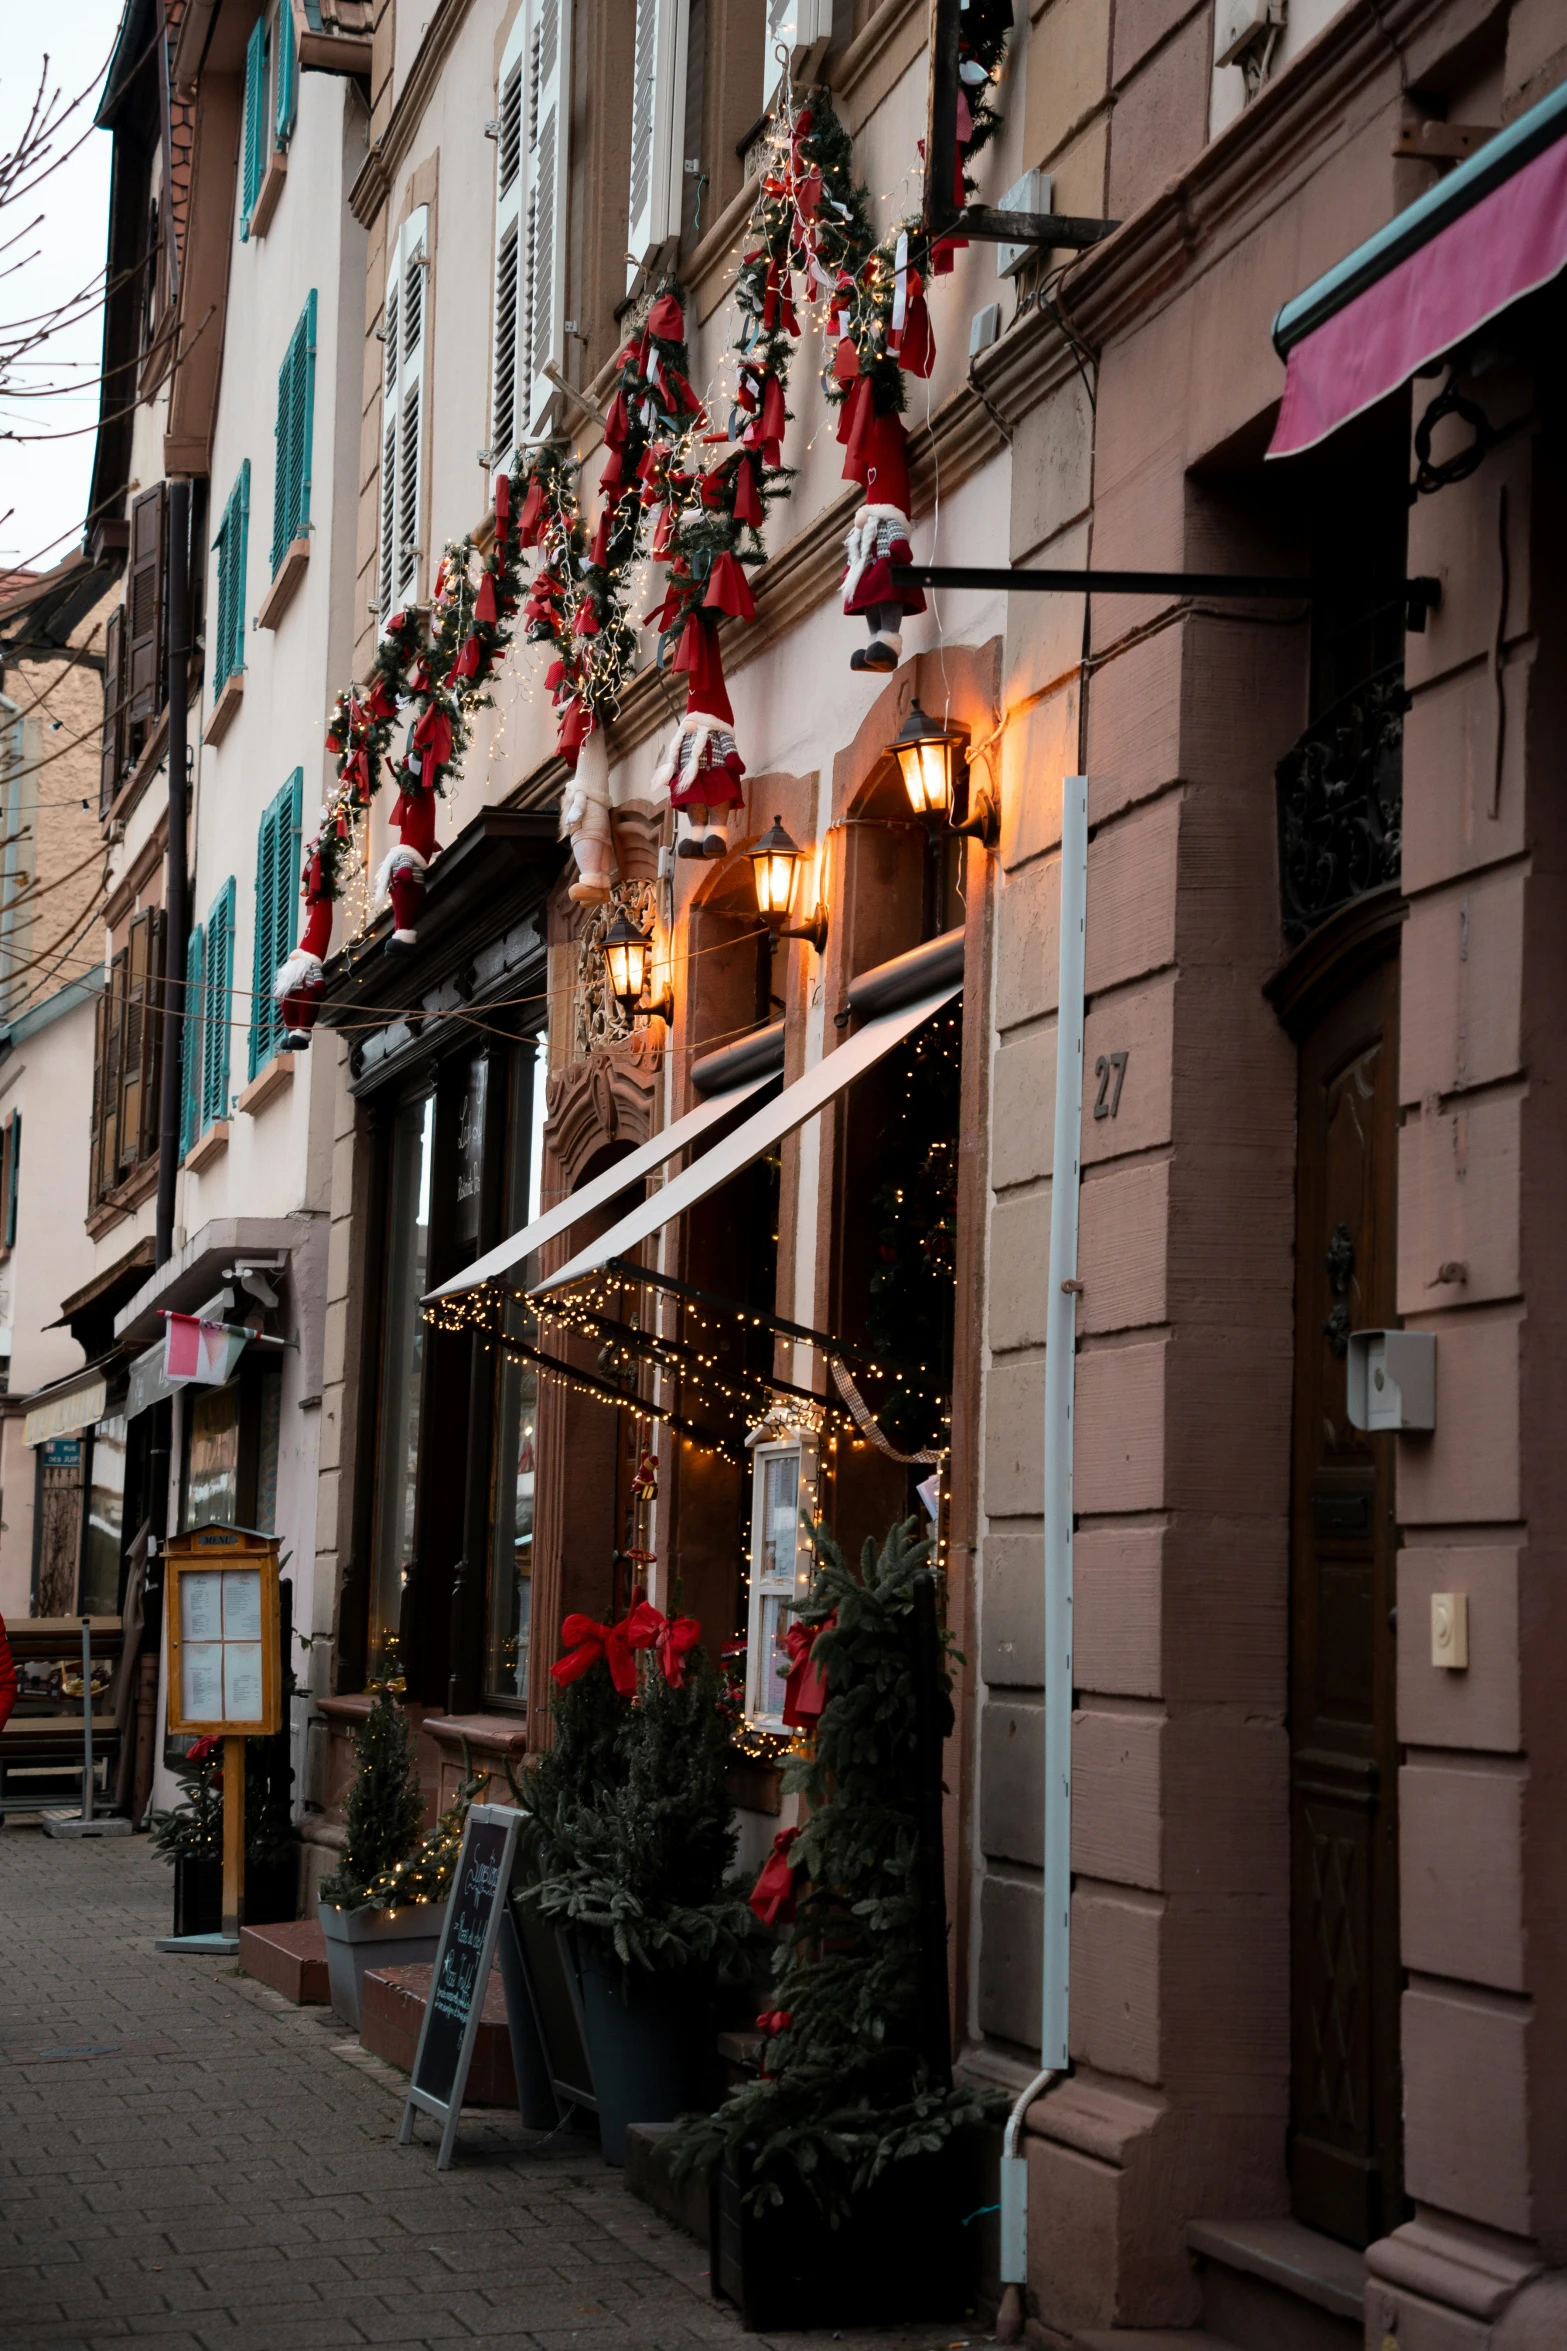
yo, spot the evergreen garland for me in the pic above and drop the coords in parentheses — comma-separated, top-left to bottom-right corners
(318, 1687, 425, 1908)
(669, 1519, 1004, 2220)
(354, 1762, 487, 1911)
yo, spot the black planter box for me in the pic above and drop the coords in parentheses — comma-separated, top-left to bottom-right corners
(711, 2135, 977, 2333)
(171, 1850, 298, 1937)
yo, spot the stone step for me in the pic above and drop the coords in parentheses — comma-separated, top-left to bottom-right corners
(1187, 2217, 1364, 2351)
(237, 1919, 329, 2005)
(359, 1962, 517, 2105)
(1074, 2333, 1233, 2349)
(625, 2121, 712, 2247)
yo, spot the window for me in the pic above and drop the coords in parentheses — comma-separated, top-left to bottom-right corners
(181, 878, 235, 1151)
(90, 908, 165, 1204)
(380, 208, 429, 608)
(241, 14, 270, 231)
(249, 770, 303, 1079)
(491, 2, 571, 460)
(213, 462, 250, 696)
(81, 1416, 127, 1615)
(625, 0, 684, 292)
(126, 483, 167, 728)
(0, 1111, 20, 1253)
(745, 1433, 818, 1726)
(101, 605, 127, 813)
(271, 292, 316, 574)
(368, 1091, 434, 1680)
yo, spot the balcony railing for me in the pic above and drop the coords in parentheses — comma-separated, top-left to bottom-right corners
(1276, 662, 1407, 946)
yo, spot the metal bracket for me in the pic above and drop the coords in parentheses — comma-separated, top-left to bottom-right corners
(923, 0, 1117, 256)
(895, 565, 1443, 628)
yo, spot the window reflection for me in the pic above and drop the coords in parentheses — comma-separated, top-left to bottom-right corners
(81, 1415, 126, 1613)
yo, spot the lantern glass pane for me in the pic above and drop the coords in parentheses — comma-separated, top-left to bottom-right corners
(919, 739, 952, 812)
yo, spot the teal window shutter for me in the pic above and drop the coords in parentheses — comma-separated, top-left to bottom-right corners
(241, 16, 269, 235)
(271, 296, 316, 574)
(275, 0, 297, 147)
(249, 770, 303, 1078)
(181, 924, 206, 1153)
(213, 462, 250, 693)
(203, 879, 236, 1129)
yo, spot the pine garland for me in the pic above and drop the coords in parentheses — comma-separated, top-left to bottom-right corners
(669, 1519, 1005, 2221)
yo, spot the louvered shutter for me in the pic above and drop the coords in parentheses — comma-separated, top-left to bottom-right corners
(100, 948, 127, 1187)
(118, 911, 153, 1180)
(380, 209, 428, 607)
(491, 16, 528, 468)
(214, 462, 250, 690)
(137, 909, 165, 1165)
(90, 986, 110, 1205)
(126, 484, 167, 722)
(101, 605, 125, 814)
(5, 1113, 19, 1250)
(242, 14, 268, 235)
(272, 294, 316, 573)
(181, 924, 205, 1155)
(275, 0, 297, 147)
(202, 879, 236, 1130)
(249, 767, 303, 1077)
(624, 0, 685, 295)
(522, 0, 573, 433)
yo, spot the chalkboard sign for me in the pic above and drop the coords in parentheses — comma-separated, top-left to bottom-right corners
(398, 1804, 523, 2169)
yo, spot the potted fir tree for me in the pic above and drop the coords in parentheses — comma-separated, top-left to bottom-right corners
(670, 1519, 1005, 2331)
(511, 1603, 759, 2161)
(317, 1685, 450, 2025)
(150, 1734, 298, 1934)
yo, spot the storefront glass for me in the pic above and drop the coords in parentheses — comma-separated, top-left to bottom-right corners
(80, 1415, 126, 1613)
(184, 1385, 241, 1528)
(368, 1091, 434, 1679)
(484, 1035, 543, 1701)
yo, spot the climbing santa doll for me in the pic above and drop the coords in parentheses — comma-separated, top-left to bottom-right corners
(651, 613, 746, 859)
(840, 408, 925, 672)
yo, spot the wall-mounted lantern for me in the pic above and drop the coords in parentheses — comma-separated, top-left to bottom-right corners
(601, 906, 673, 1024)
(890, 700, 999, 845)
(749, 815, 829, 953)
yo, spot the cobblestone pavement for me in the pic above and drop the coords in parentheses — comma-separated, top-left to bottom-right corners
(0, 1827, 983, 2351)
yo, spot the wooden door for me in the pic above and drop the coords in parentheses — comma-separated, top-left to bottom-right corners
(1288, 944, 1403, 2246)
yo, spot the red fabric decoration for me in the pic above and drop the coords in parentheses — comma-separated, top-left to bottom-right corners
(387, 862, 424, 937)
(602, 389, 629, 450)
(599, 447, 624, 500)
(782, 1611, 834, 1727)
(860, 409, 912, 511)
(624, 1600, 702, 1688)
(759, 373, 787, 466)
(391, 782, 438, 859)
(551, 1612, 637, 1696)
(749, 1827, 801, 1927)
(832, 335, 859, 387)
(836, 374, 878, 480)
(555, 700, 592, 766)
(589, 511, 612, 569)
(451, 633, 482, 679)
(474, 568, 498, 625)
(703, 549, 755, 621)
(646, 290, 685, 342)
(517, 476, 548, 546)
(671, 613, 735, 723)
(899, 285, 935, 378)
(732, 453, 763, 526)
(494, 472, 510, 521)
(574, 594, 601, 637)
(299, 894, 334, 959)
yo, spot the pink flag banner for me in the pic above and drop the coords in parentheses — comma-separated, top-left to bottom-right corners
(162, 1314, 251, 1387)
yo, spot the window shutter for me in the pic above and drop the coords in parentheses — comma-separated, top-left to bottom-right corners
(491, 19, 528, 468)
(623, 0, 685, 297)
(214, 463, 250, 691)
(118, 911, 152, 1181)
(101, 948, 127, 1187)
(101, 605, 125, 815)
(275, 0, 298, 147)
(181, 923, 206, 1155)
(90, 986, 109, 1206)
(242, 15, 269, 235)
(139, 909, 166, 1165)
(203, 879, 236, 1130)
(382, 208, 428, 606)
(126, 484, 167, 722)
(271, 296, 315, 574)
(523, 0, 574, 433)
(5, 1112, 19, 1250)
(249, 768, 303, 1077)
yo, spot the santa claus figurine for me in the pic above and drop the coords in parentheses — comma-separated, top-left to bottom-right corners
(652, 616, 746, 859)
(561, 725, 615, 904)
(841, 410, 926, 672)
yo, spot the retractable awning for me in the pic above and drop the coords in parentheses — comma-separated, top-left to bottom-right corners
(426, 1059, 778, 1305)
(533, 980, 961, 1299)
(1268, 78, 1567, 459)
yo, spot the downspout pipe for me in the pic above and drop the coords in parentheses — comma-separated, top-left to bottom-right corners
(997, 774, 1087, 2331)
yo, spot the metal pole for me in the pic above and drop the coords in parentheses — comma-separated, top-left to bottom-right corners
(80, 1617, 95, 1822)
(155, 479, 190, 1270)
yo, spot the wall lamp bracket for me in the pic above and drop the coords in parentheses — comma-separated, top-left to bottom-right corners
(894, 564, 1443, 630)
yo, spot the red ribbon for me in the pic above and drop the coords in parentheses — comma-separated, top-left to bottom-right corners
(749, 1826, 801, 1927)
(625, 1600, 702, 1688)
(474, 568, 498, 625)
(782, 1612, 833, 1728)
(494, 472, 510, 521)
(646, 290, 685, 342)
(703, 549, 755, 622)
(516, 476, 548, 546)
(732, 453, 763, 527)
(551, 1611, 637, 1696)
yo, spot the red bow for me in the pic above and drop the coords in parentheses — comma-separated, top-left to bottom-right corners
(703, 549, 755, 621)
(625, 1600, 702, 1687)
(551, 1612, 637, 1696)
(782, 1612, 833, 1728)
(646, 290, 685, 342)
(749, 1826, 801, 1926)
(732, 453, 763, 527)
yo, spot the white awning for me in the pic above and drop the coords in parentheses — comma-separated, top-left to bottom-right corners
(534, 981, 961, 1298)
(426, 1065, 778, 1305)
(23, 1371, 109, 1448)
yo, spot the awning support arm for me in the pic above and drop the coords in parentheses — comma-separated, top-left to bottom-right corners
(895, 565, 1442, 628)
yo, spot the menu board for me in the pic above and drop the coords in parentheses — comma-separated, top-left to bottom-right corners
(166, 1534, 281, 1735)
(399, 1806, 523, 2171)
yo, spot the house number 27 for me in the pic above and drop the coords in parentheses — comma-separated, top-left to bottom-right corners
(1093, 1052, 1128, 1120)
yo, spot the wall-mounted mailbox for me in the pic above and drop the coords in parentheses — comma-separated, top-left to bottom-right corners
(1346, 1329, 1436, 1432)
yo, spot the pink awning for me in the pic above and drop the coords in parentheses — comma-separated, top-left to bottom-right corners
(1269, 124, 1567, 459)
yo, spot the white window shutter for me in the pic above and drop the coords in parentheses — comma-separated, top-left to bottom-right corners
(522, 0, 573, 438)
(624, 0, 688, 294)
(379, 205, 428, 608)
(491, 14, 528, 467)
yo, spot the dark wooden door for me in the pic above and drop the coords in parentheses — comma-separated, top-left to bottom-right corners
(1288, 944, 1403, 2247)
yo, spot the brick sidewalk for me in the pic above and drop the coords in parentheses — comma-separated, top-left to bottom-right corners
(0, 1826, 979, 2351)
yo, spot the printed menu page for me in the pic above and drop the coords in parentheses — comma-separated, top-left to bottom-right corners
(181, 1572, 224, 1645)
(222, 1570, 262, 1642)
(223, 1643, 264, 1722)
(182, 1643, 224, 1719)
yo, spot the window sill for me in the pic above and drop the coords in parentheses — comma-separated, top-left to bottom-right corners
(85, 1156, 159, 1239)
(204, 670, 244, 746)
(184, 1120, 229, 1174)
(237, 1054, 293, 1116)
(257, 535, 310, 629)
(725, 1753, 783, 1816)
(248, 147, 288, 240)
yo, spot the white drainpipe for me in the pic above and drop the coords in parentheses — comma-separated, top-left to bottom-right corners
(998, 774, 1087, 2314)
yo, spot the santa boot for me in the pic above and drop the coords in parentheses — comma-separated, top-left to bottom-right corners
(851, 602, 904, 672)
(676, 809, 708, 861)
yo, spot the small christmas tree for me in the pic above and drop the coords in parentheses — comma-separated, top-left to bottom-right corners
(670, 1518, 1004, 2218)
(319, 1686, 424, 1907)
(356, 1763, 486, 1911)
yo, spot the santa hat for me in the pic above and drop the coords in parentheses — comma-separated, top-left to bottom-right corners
(859, 411, 911, 515)
(671, 612, 735, 724)
(374, 841, 429, 944)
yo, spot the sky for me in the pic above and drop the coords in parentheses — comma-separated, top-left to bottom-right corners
(0, 6, 127, 574)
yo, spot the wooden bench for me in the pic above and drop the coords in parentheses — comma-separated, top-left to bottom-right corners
(1, 1617, 123, 1814)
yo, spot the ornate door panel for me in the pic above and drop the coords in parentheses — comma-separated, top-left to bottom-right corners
(1289, 946, 1403, 2246)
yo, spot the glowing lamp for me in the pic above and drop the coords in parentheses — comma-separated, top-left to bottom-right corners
(750, 816, 828, 953)
(890, 702, 999, 844)
(601, 908, 673, 1023)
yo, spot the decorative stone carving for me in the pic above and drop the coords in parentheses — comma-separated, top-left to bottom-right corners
(572, 880, 660, 1059)
(544, 1042, 659, 1194)
(1276, 664, 1406, 946)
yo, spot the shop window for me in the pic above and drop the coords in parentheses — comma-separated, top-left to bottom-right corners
(212, 462, 250, 696)
(380, 209, 429, 610)
(180, 1360, 283, 1536)
(90, 909, 164, 1205)
(744, 1432, 818, 1727)
(271, 292, 316, 573)
(34, 1437, 86, 1615)
(249, 772, 303, 1077)
(484, 1038, 546, 1703)
(81, 1416, 127, 1614)
(367, 1091, 434, 1681)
